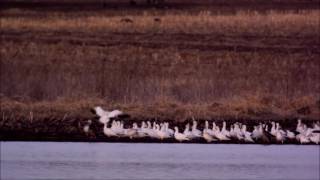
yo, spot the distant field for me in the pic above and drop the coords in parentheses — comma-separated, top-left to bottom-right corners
(0, 0, 319, 140)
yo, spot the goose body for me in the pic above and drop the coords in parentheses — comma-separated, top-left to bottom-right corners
(83, 120, 92, 134)
(174, 127, 190, 142)
(103, 123, 119, 137)
(203, 131, 216, 142)
(286, 130, 296, 139)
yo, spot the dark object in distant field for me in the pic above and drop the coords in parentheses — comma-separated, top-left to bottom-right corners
(120, 18, 133, 23)
(154, 18, 161, 23)
(297, 106, 311, 115)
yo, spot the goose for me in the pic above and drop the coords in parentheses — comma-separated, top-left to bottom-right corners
(103, 123, 119, 137)
(174, 126, 190, 142)
(156, 124, 169, 140)
(296, 134, 310, 144)
(161, 123, 172, 138)
(203, 121, 215, 137)
(313, 121, 320, 130)
(233, 123, 245, 141)
(205, 121, 217, 139)
(111, 121, 125, 136)
(99, 115, 110, 124)
(93, 106, 108, 117)
(213, 126, 230, 141)
(183, 123, 193, 139)
(309, 133, 320, 144)
(221, 121, 231, 138)
(259, 124, 271, 143)
(191, 120, 202, 138)
(83, 119, 92, 134)
(203, 131, 216, 143)
(165, 122, 174, 136)
(108, 110, 126, 119)
(252, 125, 262, 140)
(276, 123, 286, 135)
(275, 131, 286, 144)
(93, 106, 128, 124)
(270, 121, 277, 136)
(124, 123, 138, 139)
(136, 122, 148, 138)
(286, 130, 296, 139)
(146, 122, 160, 139)
(274, 123, 286, 143)
(296, 119, 306, 134)
(241, 125, 254, 143)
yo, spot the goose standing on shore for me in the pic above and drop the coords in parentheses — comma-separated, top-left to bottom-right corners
(174, 126, 190, 142)
(103, 122, 119, 137)
(192, 120, 202, 138)
(83, 120, 92, 135)
(183, 123, 193, 139)
(241, 125, 254, 143)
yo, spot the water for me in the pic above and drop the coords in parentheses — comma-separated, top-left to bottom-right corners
(1, 142, 319, 180)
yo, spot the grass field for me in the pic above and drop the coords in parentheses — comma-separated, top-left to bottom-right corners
(0, 0, 319, 140)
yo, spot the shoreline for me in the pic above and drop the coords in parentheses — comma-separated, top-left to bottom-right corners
(1, 115, 319, 144)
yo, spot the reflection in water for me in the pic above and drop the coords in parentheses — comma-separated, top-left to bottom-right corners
(1, 142, 319, 180)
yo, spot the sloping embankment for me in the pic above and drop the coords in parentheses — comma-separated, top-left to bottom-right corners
(1, 99, 319, 144)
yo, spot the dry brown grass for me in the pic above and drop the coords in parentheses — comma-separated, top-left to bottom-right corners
(1, 10, 319, 36)
(1, 41, 319, 120)
(1, 7, 319, 126)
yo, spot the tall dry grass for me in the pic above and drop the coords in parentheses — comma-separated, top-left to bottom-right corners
(1, 41, 319, 119)
(1, 9, 319, 121)
(1, 10, 319, 36)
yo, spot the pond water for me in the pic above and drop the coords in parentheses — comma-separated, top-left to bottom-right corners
(1, 142, 319, 180)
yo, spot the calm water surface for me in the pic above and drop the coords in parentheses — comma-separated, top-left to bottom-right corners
(1, 142, 319, 180)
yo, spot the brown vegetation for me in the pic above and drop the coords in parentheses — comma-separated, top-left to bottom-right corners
(1, 11, 319, 36)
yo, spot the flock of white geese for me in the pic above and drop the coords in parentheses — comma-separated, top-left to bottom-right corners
(84, 106, 320, 144)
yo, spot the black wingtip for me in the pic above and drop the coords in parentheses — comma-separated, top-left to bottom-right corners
(90, 108, 96, 115)
(118, 114, 131, 119)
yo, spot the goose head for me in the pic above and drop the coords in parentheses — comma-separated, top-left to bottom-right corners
(205, 121, 209, 129)
(174, 126, 179, 133)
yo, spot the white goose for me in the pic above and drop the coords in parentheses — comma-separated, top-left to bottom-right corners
(213, 126, 230, 141)
(124, 123, 138, 139)
(252, 125, 262, 140)
(103, 123, 119, 137)
(191, 120, 202, 138)
(174, 126, 190, 142)
(94, 106, 126, 124)
(156, 124, 169, 140)
(183, 123, 193, 139)
(111, 121, 125, 136)
(165, 122, 174, 136)
(271, 122, 286, 143)
(203, 131, 216, 142)
(83, 120, 92, 134)
(286, 130, 296, 139)
(241, 125, 254, 143)
(221, 121, 231, 138)
(296, 119, 306, 134)
(309, 133, 320, 144)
